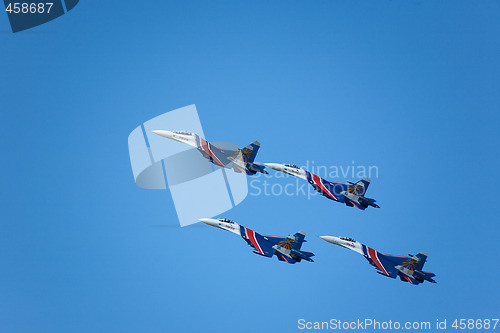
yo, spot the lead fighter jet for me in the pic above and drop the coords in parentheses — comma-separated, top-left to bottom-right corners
(320, 236, 436, 285)
(264, 163, 379, 210)
(152, 130, 268, 175)
(200, 218, 315, 264)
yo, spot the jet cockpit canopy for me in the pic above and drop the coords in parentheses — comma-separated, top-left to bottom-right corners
(218, 218, 234, 224)
(284, 164, 299, 169)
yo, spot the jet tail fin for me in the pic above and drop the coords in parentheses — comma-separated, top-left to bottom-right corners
(240, 141, 260, 163)
(414, 251, 428, 271)
(291, 230, 306, 250)
(348, 177, 370, 196)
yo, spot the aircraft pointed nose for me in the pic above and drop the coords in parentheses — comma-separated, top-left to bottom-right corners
(152, 130, 174, 139)
(320, 236, 339, 245)
(199, 218, 219, 227)
(264, 163, 284, 172)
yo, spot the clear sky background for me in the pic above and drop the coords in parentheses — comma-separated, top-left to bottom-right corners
(1, 1, 499, 332)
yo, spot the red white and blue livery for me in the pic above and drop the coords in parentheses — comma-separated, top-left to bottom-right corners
(153, 130, 268, 175)
(320, 236, 436, 285)
(264, 163, 379, 210)
(200, 218, 315, 264)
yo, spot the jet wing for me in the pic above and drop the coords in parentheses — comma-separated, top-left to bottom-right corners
(383, 254, 412, 266)
(260, 235, 286, 245)
(345, 198, 367, 210)
(399, 275, 422, 285)
(307, 172, 340, 201)
(386, 253, 427, 272)
(275, 253, 298, 264)
(227, 156, 250, 174)
(364, 247, 399, 278)
(263, 232, 306, 251)
(241, 227, 276, 257)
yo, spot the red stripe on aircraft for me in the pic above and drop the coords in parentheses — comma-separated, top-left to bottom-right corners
(367, 247, 389, 276)
(403, 276, 413, 284)
(246, 228, 264, 255)
(200, 138, 210, 157)
(202, 140, 217, 163)
(207, 143, 225, 166)
(346, 198, 362, 210)
(200, 138, 224, 167)
(311, 174, 337, 200)
(279, 254, 289, 263)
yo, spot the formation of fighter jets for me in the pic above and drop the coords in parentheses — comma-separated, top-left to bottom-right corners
(153, 130, 436, 285)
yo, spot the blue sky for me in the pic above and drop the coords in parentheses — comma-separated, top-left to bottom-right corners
(1, 1, 499, 332)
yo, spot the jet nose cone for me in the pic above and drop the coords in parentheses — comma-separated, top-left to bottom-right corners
(199, 218, 218, 227)
(152, 130, 174, 139)
(264, 163, 284, 172)
(320, 236, 339, 244)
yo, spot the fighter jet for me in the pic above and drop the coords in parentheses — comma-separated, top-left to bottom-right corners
(200, 218, 315, 264)
(152, 130, 268, 175)
(264, 163, 379, 210)
(320, 236, 436, 285)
